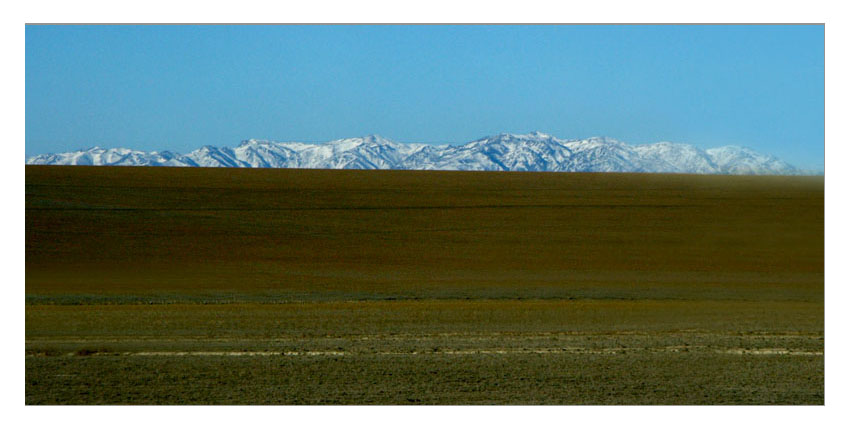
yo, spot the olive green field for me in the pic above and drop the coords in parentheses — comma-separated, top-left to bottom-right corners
(25, 166, 824, 404)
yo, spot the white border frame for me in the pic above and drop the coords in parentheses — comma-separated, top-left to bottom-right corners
(7, 1, 842, 429)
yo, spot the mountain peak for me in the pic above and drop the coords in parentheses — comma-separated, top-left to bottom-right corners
(498, 131, 553, 140)
(583, 136, 622, 145)
(360, 134, 394, 144)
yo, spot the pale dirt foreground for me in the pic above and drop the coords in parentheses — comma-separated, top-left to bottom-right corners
(26, 347, 822, 357)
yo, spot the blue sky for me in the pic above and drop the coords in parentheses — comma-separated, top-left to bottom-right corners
(26, 25, 824, 169)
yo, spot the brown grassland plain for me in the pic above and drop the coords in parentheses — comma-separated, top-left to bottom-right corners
(25, 166, 823, 404)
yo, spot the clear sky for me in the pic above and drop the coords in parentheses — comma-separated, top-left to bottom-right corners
(25, 25, 824, 170)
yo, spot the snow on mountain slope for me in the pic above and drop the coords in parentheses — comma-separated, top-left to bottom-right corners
(633, 142, 720, 174)
(27, 146, 197, 167)
(26, 132, 807, 175)
(560, 137, 645, 172)
(706, 146, 799, 175)
(185, 146, 244, 167)
(413, 132, 574, 171)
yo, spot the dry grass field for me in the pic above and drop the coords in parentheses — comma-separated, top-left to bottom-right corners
(25, 166, 823, 404)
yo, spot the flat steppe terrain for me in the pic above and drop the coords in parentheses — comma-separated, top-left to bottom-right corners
(25, 166, 824, 404)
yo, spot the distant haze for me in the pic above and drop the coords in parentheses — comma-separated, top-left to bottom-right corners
(25, 25, 824, 171)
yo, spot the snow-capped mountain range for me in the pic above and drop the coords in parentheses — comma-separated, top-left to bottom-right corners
(26, 132, 809, 175)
